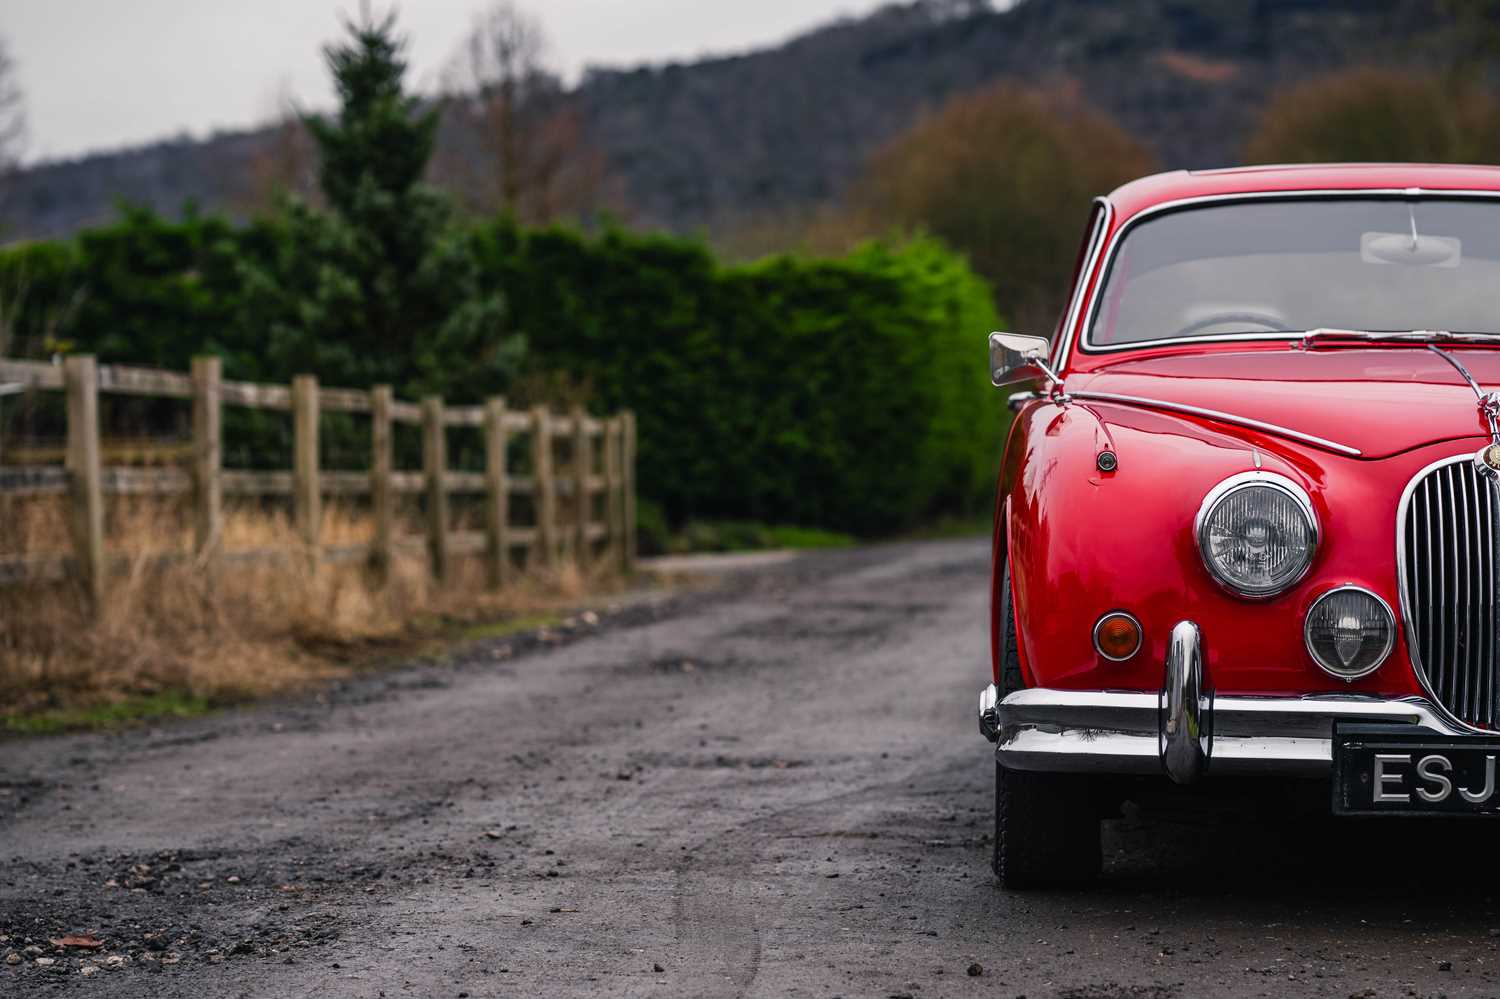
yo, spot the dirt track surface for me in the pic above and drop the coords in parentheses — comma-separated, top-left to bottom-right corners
(5, 538, 1500, 998)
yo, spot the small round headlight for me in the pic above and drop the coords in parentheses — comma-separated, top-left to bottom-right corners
(1304, 586, 1395, 680)
(1196, 473, 1318, 598)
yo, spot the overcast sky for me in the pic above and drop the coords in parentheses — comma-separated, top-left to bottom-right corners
(7, 0, 893, 164)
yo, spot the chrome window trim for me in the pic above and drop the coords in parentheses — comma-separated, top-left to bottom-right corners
(1194, 470, 1319, 599)
(1069, 390, 1363, 457)
(1394, 451, 1494, 734)
(1052, 197, 1113, 367)
(1092, 610, 1144, 662)
(1303, 584, 1396, 681)
(1065, 188, 1500, 362)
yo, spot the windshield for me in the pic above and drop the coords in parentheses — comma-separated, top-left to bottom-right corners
(1087, 197, 1500, 347)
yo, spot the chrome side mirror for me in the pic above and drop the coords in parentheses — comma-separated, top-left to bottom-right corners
(988, 332, 1057, 389)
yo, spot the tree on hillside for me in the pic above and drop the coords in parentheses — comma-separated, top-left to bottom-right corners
(1438, 0, 1500, 67)
(925, 0, 994, 21)
(434, 1, 610, 223)
(239, 9, 521, 401)
(818, 83, 1156, 331)
(1243, 68, 1500, 166)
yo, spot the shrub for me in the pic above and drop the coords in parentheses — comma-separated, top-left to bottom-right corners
(667, 521, 855, 554)
(0, 238, 84, 356)
(0, 208, 243, 367)
(479, 224, 1003, 535)
(634, 498, 672, 557)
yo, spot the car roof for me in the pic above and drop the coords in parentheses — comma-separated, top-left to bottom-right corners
(1108, 163, 1500, 221)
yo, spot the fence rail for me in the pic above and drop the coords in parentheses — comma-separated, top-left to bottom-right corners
(0, 355, 637, 611)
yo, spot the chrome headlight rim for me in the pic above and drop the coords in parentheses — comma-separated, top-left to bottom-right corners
(1303, 584, 1395, 681)
(1194, 470, 1320, 600)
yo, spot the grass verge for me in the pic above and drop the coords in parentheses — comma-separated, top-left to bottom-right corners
(3, 692, 216, 736)
(458, 613, 567, 642)
(902, 514, 993, 541)
(0, 496, 627, 736)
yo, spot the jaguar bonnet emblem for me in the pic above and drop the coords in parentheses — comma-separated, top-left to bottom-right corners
(1429, 346, 1500, 479)
(1480, 394, 1500, 477)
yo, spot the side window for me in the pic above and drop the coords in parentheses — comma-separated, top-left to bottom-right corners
(1051, 203, 1107, 364)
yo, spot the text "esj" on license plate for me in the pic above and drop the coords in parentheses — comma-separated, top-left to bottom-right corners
(1334, 729, 1500, 815)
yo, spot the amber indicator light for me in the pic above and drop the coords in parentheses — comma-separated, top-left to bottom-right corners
(1093, 612, 1143, 661)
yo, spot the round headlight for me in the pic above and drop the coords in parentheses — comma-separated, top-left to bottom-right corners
(1304, 586, 1395, 680)
(1195, 472, 1318, 598)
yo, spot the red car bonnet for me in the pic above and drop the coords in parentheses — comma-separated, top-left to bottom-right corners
(1069, 344, 1500, 460)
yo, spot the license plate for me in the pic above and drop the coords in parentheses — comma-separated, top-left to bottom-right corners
(1334, 724, 1500, 816)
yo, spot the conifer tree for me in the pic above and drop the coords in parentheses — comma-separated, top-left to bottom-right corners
(242, 9, 521, 401)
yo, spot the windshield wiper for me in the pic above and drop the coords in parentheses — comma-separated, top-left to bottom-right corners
(1297, 328, 1500, 348)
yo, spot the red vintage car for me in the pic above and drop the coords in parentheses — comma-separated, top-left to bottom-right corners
(980, 163, 1500, 887)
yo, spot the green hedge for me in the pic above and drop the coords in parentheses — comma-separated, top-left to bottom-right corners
(1, 213, 1004, 535)
(478, 225, 1003, 535)
(0, 207, 245, 367)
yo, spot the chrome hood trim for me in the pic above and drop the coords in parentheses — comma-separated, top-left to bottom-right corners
(1069, 390, 1363, 457)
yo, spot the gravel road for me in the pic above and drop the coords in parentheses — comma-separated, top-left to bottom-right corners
(4, 538, 1500, 998)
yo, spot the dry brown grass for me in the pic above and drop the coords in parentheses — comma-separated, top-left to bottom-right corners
(0, 495, 618, 723)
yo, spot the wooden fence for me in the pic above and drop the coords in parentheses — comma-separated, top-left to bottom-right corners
(0, 355, 637, 611)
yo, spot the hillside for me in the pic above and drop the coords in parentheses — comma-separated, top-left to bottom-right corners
(0, 0, 1454, 241)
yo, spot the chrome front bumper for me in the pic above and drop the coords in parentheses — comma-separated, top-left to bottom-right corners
(979, 619, 1471, 784)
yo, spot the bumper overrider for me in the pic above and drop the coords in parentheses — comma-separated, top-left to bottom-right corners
(979, 620, 1472, 784)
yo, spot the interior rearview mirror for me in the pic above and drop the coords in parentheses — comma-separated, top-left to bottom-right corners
(988, 332, 1053, 389)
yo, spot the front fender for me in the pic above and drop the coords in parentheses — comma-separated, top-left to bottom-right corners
(994, 398, 1429, 700)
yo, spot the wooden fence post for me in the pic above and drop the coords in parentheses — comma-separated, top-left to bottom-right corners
(370, 385, 394, 577)
(605, 416, 624, 571)
(191, 356, 222, 558)
(423, 396, 449, 583)
(483, 397, 509, 590)
(571, 406, 591, 571)
(292, 374, 321, 555)
(64, 355, 105, 611)
(530, 406, 557, 570)
(622, 410, 637, 572)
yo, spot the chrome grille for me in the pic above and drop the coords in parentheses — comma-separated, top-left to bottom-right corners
(1400, 457, 1499, 730)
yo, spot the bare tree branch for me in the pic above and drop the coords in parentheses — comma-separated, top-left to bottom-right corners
(0, 34, 30, 223)
(237, 99, 321, 214)
(434, 1, 610, 223)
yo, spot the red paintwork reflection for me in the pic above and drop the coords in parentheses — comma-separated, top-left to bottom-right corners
(1071, 346, 1500, 459)
(996, 394, 1459, 697)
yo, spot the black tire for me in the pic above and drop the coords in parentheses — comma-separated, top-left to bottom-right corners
(992, 558, 1102, 888)
(994, 763, 1101, 889)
